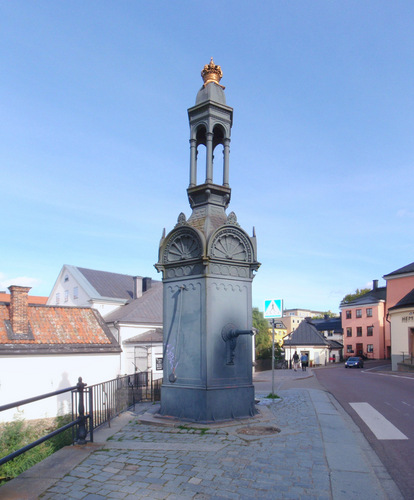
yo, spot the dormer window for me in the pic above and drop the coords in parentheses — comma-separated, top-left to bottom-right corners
(64, 274, 69, 282)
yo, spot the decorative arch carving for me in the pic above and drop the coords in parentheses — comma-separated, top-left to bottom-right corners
(208, 227, 254, 263)
(163, 227, 204, 264)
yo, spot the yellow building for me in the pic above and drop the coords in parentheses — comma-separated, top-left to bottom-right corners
(267, 320, 287, 346)
(281, 308, 325, 335)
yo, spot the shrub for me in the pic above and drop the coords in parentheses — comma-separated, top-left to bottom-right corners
(0, 414, 73, 485)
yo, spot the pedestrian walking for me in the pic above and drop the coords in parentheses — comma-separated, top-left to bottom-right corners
(300, 353, 308, 371)
(292, 351, 299, 371)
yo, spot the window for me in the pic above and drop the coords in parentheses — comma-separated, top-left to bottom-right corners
(156, 358, 163, 371)
(56, 293, 60, 305)
(346, 310, 352, 319)
(64, 274, 69, 282)
(366, 308, 372, 318)
(356, 327, 362, 337)
(347, 345, 353, 353)
(367, 326, 373, 336)
(327, 331, 333, 337)
(356, 309, 362, 318)
(64, 290, 69, 303)
(367, 344, 374, 353)
(346, 327, 352, 337)
(73, 287, 78, 300)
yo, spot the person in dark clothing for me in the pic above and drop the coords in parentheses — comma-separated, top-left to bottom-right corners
(292, 351, 299, 371)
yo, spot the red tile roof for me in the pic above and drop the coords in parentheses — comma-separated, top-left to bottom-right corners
(0, 304, 120, 353)
(0, 293, 48, 305)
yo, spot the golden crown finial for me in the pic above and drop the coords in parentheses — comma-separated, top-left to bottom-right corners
(201, 57, 225, 89)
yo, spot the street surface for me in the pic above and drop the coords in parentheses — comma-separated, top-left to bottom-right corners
(314, 361, 414, 499)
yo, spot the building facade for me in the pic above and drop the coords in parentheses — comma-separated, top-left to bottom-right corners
(283, 318, 342, 367)
(281, 308, 325, 335)
(0, 286, 121, 422)
(384, 262, 414, 370)
(340, 280, 387, 359)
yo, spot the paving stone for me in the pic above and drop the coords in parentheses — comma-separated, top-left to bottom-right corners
(36, 388, 399, 500)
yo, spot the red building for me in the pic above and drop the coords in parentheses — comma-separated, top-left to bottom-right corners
(340, 280, 388, 359)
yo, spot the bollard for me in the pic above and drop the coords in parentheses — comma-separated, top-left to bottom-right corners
(76, 377, 88, 445)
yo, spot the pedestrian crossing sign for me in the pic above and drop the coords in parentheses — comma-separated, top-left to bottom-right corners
(264, 299, 283, 318)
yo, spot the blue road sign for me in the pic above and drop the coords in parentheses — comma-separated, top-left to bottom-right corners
(264, 299, 283, 318)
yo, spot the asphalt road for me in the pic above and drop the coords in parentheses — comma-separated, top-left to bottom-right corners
(313, 361, 414, 499)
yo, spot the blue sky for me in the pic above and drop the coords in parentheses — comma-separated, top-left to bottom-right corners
(1, 1, 414, 314)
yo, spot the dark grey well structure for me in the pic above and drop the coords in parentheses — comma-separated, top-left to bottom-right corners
(155, 59, 260, 422)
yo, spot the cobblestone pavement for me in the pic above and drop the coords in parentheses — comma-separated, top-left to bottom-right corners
(37, 388, 385, 500)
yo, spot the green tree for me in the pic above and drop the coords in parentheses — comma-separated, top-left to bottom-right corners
(253, 308, 271, 359)
(341, 288, 371, 305)
(253, 308, 284, 360)
(311, 310, 338, 320)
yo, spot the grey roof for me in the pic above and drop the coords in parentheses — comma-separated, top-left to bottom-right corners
(384, 262, 414, 279)
(283, 319, 329, 347)
(327, 340, 343, 349)
(77, 267, 136, 300)
(341, 287, 386, 307)
(195, 82, 226, 105)
(312, 317, 342, 334)
(123, 328, 163, 344)
(388, 288, 414, 311)
(105, 281, 163, 324)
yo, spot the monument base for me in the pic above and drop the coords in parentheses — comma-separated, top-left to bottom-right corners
(159, 385, 257, 422)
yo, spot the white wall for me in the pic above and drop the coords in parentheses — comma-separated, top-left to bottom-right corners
(109, 323, 164, 379)
(90, 300, 126, 318)
(389, 309, 414, 370)
(0, 353, 121, 422)
(47, 267, 125, 318)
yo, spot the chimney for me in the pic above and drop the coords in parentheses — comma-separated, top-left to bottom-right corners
(142, 277, 152, 292)
(8, 285, 31, 334)
(373, 279, 378, 290)
(133, 276, 143, 299)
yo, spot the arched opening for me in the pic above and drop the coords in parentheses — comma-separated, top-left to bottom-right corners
(196, 144, 206, 185)
(212, 124, 228, 186)
(196, 125, 207, 185)
(213, 143, 224, 184)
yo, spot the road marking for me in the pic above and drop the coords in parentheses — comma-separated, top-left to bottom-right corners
(349, 402, 408, 440)
(363, 370, 414, 380)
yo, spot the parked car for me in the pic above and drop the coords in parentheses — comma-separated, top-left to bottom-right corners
(345, 357, 364, 368)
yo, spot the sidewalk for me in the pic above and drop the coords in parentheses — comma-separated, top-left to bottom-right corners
(0, 370, 403, 499)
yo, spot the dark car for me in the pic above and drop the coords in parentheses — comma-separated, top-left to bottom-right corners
(345, 357, 364, 368)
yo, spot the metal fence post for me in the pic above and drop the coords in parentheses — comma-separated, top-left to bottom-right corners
(76, 377, 87, 445)
(88, 386, 94, 443)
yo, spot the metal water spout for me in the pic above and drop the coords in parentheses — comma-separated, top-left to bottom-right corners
(221, 323, 254, 365)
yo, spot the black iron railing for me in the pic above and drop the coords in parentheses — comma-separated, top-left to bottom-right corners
(401, 352, 414, 365)
(0, 372, 162, 468)
(75, 372, 162, 438)
(0, 378, 87, 467)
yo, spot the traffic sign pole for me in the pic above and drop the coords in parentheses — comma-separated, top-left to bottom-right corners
(271, 318, 275, 396)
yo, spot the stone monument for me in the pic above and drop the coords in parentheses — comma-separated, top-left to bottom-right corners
(155, 59, 260, 422)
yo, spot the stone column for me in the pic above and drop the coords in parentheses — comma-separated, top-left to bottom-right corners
(206, 132, 213, 183)
(189, 138, 197, 187)
(223, 138, 230, 187)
